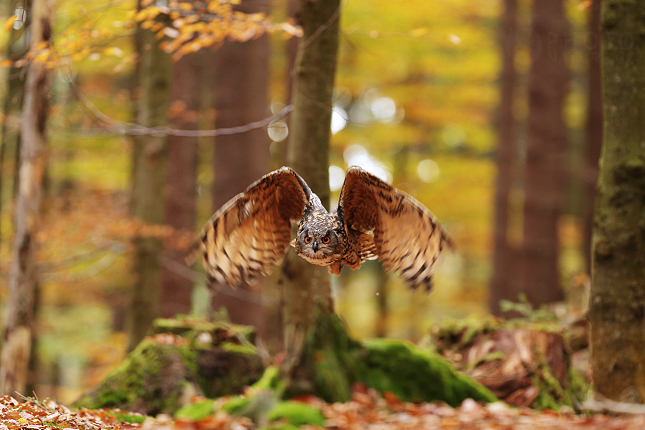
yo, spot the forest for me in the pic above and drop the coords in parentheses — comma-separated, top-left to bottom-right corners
(0, 0, 644, 429)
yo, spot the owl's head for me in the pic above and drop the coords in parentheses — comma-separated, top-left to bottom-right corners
(293, 228, 339, 260)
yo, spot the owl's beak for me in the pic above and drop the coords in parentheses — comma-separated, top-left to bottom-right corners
(313, 241, 319, 252)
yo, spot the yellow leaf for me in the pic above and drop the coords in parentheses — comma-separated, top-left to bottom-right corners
(4, 15, 17, 33)
(179, 2, 193, 11)
(0, 59, 13, 67)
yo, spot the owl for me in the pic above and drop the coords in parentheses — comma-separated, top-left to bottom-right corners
(192, 166, 452, 291)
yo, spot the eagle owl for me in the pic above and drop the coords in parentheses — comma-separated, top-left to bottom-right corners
(193, 166, 452, 291)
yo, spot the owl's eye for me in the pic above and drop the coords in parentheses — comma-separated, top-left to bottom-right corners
(322, 235, 331, 244)
(304, 236, 312, 244)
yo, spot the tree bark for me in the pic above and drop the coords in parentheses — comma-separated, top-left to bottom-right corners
(128, 4, 171, 351)
(519, 0, 569, 307)
(489, 0, 518, 315)
(210, 0, 271, 337)
(0, 0, 31, 245)
(0, 0, 51, 395)
(589, 0, 645, 403)
(582, 0, 602, 274)
(280, 0, 340, 393)
(160, 53, 200, 318)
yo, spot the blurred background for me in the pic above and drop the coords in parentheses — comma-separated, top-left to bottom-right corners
(0, 0, 597, 403)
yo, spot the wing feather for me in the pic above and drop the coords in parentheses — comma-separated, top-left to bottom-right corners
(339, 166, 452, 291)
(191, 167, 311, 288)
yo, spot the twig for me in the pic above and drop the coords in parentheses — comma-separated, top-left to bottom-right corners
(582, 394, 645, 415)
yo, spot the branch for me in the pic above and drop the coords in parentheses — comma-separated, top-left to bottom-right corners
(75, 86, 292, 138)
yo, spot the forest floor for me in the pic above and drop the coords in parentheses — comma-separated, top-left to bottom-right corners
(3, 391, 645, 430)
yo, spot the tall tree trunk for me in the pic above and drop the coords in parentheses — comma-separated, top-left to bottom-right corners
(0, 0, 51, 395)
(128, 4, 171, 351)
(489, 0, 518, 315)
(518, 0, 569, 307)
(280, 0, 340, 392)
(210, 0, 271, 335)
(0, 0, 31, 245)
(589, 0, 645, 403)
(582, 0, 602, 274)
(160, 53, 200, 318)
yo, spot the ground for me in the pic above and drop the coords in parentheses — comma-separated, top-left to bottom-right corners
(3, 391, 645, 430)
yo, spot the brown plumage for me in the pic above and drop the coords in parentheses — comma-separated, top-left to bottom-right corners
(191, 166, 452, 291)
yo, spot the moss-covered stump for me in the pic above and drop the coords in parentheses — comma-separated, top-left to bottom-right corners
(291, 311, 497, 406)
(74, 319, 264, 415)
(430, 318, 586, 409)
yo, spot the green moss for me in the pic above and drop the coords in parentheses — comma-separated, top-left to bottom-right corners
(221, 395, 252, 415)
(221, 342, 257, 355)
(466, 351, 505, 372)
(268, 401, 325, 426)
(110, 411, 146, 424)
(305, 312, 497, 406)
(175, 399, 216, 421)
(260, 424, 299, 430)
(360, 339, 497, 406)
(74, 339, 200, 415)
(531, 347, 586, 410)
(253, 366, 284, 393)
(152, 318, 256, 347)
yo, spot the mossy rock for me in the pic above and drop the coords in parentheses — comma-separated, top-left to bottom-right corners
(74, 338, 201, 415)
(430, 317, 587, 409)
(298, 312, 497, 406)
(152, 317, 256, 346)
(74, 320, 264, 415)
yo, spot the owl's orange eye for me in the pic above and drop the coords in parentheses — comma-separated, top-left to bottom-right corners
(304, 236, 312, 244)
(322, 235, 330, 244)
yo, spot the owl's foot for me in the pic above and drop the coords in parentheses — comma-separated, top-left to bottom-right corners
(328, 262, 342, 276)
(348, 261, 361, 270)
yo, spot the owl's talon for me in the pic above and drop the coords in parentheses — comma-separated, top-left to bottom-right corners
(328, 263, 342, 275)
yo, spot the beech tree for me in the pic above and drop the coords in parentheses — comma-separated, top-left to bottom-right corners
(210, 0, 271, 336)
(489, 0, 518, 315)
(280, 0, 339, 392)
(582, 0, 602, 274)
(1, 0, 52, 395)
(128, 0, 171, 351)
(519, 0, 569, 307)
(0, 0, 31, 245)
(160, 52, 201, 318)
(589, 0, 645, 402)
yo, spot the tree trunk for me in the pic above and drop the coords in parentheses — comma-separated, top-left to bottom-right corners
(160, 53, 200, 318)
(0, 0, 51, 395)
(280, 0, 340, 393)
(589, 0, 645, 403)
(489, 0, 518, 315)
(210, 0, 271, 337)
(582, 0, 602, 274)
(128, 4, 171, 351)
(0, 0, 31, 245)
(518, 0, 569, 307)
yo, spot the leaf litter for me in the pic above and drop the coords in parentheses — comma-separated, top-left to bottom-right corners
(3, 391, 645, 430)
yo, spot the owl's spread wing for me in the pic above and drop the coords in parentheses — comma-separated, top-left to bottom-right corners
(339, 166, 452, 291)
(192, 167, 311, 288)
